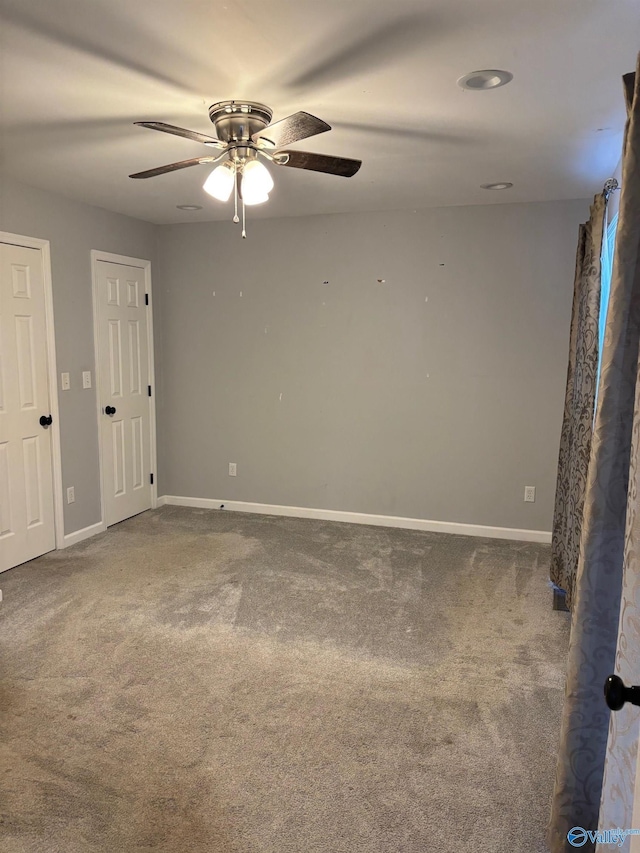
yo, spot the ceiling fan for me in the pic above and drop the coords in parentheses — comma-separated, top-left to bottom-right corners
(130, 100, 362, 236)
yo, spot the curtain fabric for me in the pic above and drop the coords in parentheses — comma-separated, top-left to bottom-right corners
(549, 56, 640, 852)
(550, 194, 605, 608)
(597, 63, 640, 840)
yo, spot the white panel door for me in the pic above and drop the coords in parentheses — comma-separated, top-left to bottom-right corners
(0, 243, 56, 572)
(96, 261, 152, 526)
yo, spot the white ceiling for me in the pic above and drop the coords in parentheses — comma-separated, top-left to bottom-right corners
(0, 0, 638, 225)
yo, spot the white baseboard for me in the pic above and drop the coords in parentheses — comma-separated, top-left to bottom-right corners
(159, 495, 551, 544)
(62, 520, 107, 548)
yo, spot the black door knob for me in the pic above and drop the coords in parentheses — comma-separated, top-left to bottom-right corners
(39, 414, 53, 428)
(105, 405, 116, 416)
(604, 675, 640, 711)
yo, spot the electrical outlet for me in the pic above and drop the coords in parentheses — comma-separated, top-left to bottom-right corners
(524, 486, 536, 503)
(82, 371, 92, 389)
(67, 486, 75, 504)
(61, 372, 70, 390)
(228, 462, 237, 477)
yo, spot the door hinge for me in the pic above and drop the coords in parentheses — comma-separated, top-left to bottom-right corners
(148, 385, 152, 397)
(150, 473, 154, 485)
(145, 293, 149, 306)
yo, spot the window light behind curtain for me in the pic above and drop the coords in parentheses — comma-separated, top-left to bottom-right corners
(595, 210, 619, 412)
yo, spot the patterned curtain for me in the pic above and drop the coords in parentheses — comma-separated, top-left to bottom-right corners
(550, 194, 605, 608)
(548, 56, 640, 853)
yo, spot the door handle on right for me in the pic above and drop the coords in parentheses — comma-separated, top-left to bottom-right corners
(105, 405, 117, 416)
(604, 675, 640, 711)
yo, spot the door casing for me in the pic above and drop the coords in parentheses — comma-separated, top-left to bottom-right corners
(91, 250, 158, 526)
(0, 231, 64, 552)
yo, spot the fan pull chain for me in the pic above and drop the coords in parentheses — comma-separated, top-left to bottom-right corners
(233, 164, 239, 224)
(242, 198, 246, 239)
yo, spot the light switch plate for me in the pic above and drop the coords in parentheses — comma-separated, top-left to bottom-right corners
(61, 372, 70, 390)
(82, 371, 92, 389)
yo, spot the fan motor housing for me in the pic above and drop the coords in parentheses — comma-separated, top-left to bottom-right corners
(208, 101, 273, 144)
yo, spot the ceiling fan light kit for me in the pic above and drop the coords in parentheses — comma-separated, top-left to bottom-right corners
(130, 100, 362, 237)
(241, 159, 274, 205)
(203, 163, 235, 202)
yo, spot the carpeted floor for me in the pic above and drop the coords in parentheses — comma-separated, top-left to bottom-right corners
(0, 506, 570, 853)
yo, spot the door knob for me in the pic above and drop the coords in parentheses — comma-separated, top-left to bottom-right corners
(604, 675, 640, 711)
(105, 405, 117, 416)
(39, 414, 53, 428)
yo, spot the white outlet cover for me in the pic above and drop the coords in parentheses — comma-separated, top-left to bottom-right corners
(61, 372, 70, 390)
(82, 371, 92, 389)
(229, 463, 237, 477)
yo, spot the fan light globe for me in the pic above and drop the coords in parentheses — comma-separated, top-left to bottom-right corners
(242, 160, 274, 199)
(203, 164, 234, 201)
(242, 188, 270, 206)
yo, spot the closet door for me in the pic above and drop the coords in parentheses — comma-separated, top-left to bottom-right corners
(0, 242, 56, 572)
(95, 260, 152, 526)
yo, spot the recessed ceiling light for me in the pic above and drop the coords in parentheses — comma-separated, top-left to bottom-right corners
(176, 204, 202, 211)
(481, 182, 513, 190)
(457, 70, 513, 91)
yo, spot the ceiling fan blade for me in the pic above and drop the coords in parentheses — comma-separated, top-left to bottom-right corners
(276, 150, 362, 178)
(129, 157, 214, 179)
(252, 112, 330, 148)
(134, 122, 225, 148)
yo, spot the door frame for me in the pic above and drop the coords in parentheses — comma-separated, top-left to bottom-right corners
(0, 230, 65, 550)
(91, 250, 158, 525)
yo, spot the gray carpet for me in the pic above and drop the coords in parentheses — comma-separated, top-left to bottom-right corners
(0, 506, 569, 852)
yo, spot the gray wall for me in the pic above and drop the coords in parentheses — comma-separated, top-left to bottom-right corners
(0, 176, 157, 534)
(0, 178, 588, 536)
(155, 198, 588, 531)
